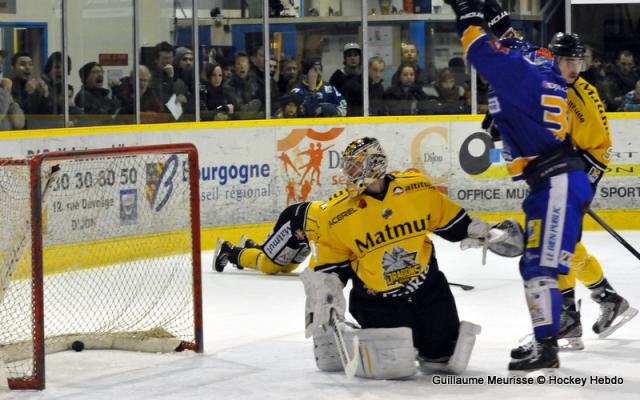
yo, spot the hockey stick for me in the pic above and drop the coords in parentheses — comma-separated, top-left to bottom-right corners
(587, 209, 640, 261)
(449, 282, 475, 291)
(330, 309, 359, 378)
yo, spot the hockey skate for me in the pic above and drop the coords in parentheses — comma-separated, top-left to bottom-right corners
(508, 337, 559, 373)
(510, 334, 535, 360)
(558, 300, 584, 350)
(213, 238, 244, 272)
(511, 303, 583, 358)
(213, 238, 232, 272)
(592, 291, 638, 339)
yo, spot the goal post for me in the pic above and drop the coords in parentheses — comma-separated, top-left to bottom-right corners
(0, 144, 203, 390)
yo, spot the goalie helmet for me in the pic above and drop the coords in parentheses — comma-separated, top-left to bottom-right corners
(342, 137, 387, 198)
(548, 32, 585, 58)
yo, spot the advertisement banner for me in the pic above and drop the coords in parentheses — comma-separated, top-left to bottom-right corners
(1, 116, 638, 230)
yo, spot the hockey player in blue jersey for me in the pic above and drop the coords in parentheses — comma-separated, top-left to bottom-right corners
(446, 0, 593, 371)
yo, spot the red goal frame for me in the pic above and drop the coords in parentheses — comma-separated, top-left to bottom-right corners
(4, 143, 203, 390)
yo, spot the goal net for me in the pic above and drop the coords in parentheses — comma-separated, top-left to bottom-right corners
(0, 144, 202, 390)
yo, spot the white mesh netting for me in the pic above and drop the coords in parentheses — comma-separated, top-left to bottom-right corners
(0, 149, 199, 388)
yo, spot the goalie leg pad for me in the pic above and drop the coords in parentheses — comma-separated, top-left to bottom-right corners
(301, 268, 346, 338)
(418, 321, 481, 374)
(312, 328, 343, 372)
(341, 325, 416, 380)
(446, 321, 482, 374)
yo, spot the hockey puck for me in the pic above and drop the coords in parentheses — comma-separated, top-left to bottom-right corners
(71, 341, 85, 352)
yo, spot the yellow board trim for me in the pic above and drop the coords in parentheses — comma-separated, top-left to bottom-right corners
(6, 209, 638, 278)
(10, 230, 193, 279)
(0, 115, 486, 140)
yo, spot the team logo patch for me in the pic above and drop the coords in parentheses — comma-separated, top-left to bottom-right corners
(275, 246, 297, 265)
(526, 219, 541, 248)
(382, 246, 422, 286)
(145, 155, 179, 212)
(588, 167, 602, 183)
(488, 96, 501, 114)
(295, 229, 306, 240)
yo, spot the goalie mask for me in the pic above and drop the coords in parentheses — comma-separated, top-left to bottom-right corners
(342, 137, 387, 198)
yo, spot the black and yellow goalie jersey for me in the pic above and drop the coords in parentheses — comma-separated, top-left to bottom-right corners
(568, 77, 612, 184)
(311, 172, 471, 298)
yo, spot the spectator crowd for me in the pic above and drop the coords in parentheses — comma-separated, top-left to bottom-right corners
(2, 40, 640, 130)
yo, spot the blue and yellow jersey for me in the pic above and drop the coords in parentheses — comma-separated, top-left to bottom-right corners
(311, 172, 469, 297)
(462, 26, 570, 180)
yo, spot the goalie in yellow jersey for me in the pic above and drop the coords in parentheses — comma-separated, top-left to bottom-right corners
(545, 32, 637, 348)
(300, 137, 525, 379)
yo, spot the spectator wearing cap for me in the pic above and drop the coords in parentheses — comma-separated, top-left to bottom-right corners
(291, 58, 346, 118)
(329, 42, 362, 95)
(341, 56, 386, 116)
(10, 51, 49, 120)
(74, 62, 120, 122)
(172, 46, 195, 117)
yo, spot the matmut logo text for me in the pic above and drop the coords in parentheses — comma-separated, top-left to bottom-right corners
(355, 219, 428, 252)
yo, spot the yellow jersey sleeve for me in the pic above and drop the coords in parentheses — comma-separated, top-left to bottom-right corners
(309, 197, 353, 273)
(568, 77, 612, 166)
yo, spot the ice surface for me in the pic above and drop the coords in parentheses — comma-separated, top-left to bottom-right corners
(4, 231, 640, 399)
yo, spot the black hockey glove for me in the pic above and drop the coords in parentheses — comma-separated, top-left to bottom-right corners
(444, 0, 484, 31)
(577, 148, 607, 193)
(481, 112, 501, 142)
(483, 0, 512, 39)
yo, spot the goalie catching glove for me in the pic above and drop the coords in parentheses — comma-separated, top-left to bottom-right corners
(461, 216, 525, 263)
